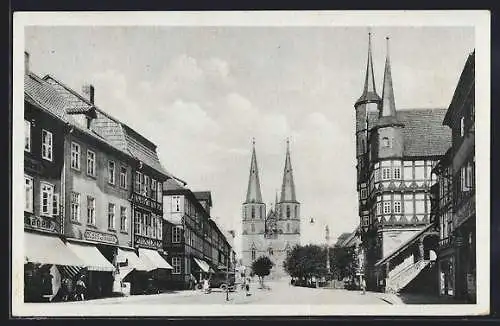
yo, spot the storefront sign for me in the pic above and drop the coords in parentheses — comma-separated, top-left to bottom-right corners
(130, 193, 162, 213)
(134, 235, 161, 249)
(25, 215, 57, 233)
(84, 229, 118, 244)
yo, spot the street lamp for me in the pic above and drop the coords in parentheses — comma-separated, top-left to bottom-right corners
(325, 225, 330, 274)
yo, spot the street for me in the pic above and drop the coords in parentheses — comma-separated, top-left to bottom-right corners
(46, 279, 393, 305)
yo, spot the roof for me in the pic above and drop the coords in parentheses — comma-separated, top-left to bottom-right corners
(42, 74, 185, 183)
(193, 191, 213, 207)
(375, 224, 434, 267)
(395, 108, 451, 157)
(334, 233, 351, 247)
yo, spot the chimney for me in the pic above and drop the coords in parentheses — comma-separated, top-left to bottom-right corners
(24, 52, 30, 74)
(82, 84, 95, 104)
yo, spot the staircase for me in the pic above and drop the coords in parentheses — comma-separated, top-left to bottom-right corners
(386, 260, 430, 293)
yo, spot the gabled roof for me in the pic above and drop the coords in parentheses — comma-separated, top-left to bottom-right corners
(42, 74, 184, 183)
(396, 108, 451, 157)
(280, 139, 297, 203)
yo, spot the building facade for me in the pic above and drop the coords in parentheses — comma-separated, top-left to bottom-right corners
(241, 140, 301, 279)
(353, 34, 451, 291)
(434, 51, 476, 303)
(163, 180, 233, 289)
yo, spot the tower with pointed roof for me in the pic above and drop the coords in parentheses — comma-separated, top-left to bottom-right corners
(241, 139, 301, 279)
(353, 33, 451, 291)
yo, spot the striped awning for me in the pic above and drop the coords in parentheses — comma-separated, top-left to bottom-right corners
(24, 232, 85, 267)
(66, 242, 115, 272)
(58, 265, 83, 279)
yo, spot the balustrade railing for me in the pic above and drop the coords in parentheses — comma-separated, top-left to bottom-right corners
(386, 259, 430, 293)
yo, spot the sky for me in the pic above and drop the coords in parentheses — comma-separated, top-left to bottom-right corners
(25, 26, 474, 255)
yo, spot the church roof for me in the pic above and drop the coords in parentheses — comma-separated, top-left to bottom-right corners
(355, 32, 382, 106)
(280, 139, 297, 203)
(396, 108, 451, 157)
(377, 37, 402, 128)
(245, 140, 263, 204)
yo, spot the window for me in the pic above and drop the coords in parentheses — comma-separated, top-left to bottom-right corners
(134, 210, 141, 235)
(382, 137, 390, 148)
(251, 206, 255, 219)
(172, 257, 181, 274)
(71, 192, 80, 222)
(151, 179, 157, 199)
(415, 200, 425, 215)
(144, 175, 150, 197)
(375, 169, 380, 182)
(157, 182, 163, 203)
(251, 224, 255, 232)
(286, 223, 290, 232)
(41, 129, 53, 161)
(135, 171, 142, 193)
(71, 142, 81, 170)
(415, 166, 425, 180)
(108, 203, 115, 229)
(40, 182, 54, 217)
(404, 199, 414, 215)
(173, 196, 180, 212)
(87, 150, 96, 176)
(251, 248, 256, 261)
(118, 206, 127, 232)
(460, 116, 465, 137)
(404, 165, 413, 180)
(376, 201, 382, 215)
(172, 226, 182, 243)
(394, 167, 401, 179)
(24, 175, 33, 212)
(383, 201, 391, 214)
(360, 188, 367, 199)
(87, 196, 96, 225)
(24, 120, 31, 152)
(286, 206, 291, 218)
(108, 161, 115, 184)
(119, 166, 127, 188)
(268, 247, 274, 256)
(295, 206, 298, 218)
(394, 201, 402, 213)
(52, 193, 60, 217)
(382, 167, 391, 180)
(152, 216, 157, 238)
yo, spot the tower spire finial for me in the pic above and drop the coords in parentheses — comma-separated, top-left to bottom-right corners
(245, 139, 263, 203)
(280, 138, 296, 203)
(252, 137, 256, 147)
(380, 35, 398, 119)
(355, 29, 381, 107)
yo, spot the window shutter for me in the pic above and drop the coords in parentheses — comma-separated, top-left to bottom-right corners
(52, 193, 60, 217)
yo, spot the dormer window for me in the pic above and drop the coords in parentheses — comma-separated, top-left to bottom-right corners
(382, 137, 391, 148)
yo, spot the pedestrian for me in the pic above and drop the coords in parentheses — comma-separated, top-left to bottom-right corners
(245, 277, 251, 296)
(76, 275, 87, 301)
(61, 277, 72, 301)
(361, 278, 366, 295)
(203, 278, 210, 294)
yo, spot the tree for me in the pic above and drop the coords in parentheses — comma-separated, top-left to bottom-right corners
(251, 256, 274, 288)
(329, 245, 358, 281)
(283, 244, 328, 286)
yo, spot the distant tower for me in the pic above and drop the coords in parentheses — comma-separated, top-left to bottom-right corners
(241, 139, 266, 268)
(354, 31, 382, 232)
(277, 139, 300, 244)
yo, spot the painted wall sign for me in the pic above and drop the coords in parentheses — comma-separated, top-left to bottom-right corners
(84, 229, 118, 244)
(25, 215, 57, 233)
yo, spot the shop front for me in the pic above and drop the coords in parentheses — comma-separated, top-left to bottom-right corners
(24, 231, 85, 302)
(438, 254, 455, 297)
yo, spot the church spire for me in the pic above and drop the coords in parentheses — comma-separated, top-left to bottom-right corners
(355, 30, 381, 107)
(280, 138, 297, 202)
(245, 138, 263, 203)
(380, 36, 397, 118)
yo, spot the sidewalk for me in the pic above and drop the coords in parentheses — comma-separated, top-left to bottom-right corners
(377, 292, 469, 305)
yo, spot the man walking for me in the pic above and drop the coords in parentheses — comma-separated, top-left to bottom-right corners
(361, 277, 366, 295)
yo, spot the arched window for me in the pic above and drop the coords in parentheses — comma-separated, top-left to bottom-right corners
(286, 206, 291, 219)
(251, 206, 255, 219)
(268, 247, 273, 256)
(286, 223, 290, 232)
(294, 206, 298, 219)
(251, 223, 255, 233)
(260, 206, 264, 219)
(251, 248, 256, 261)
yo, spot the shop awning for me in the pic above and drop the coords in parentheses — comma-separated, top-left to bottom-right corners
(116, 247, 151, 279)
(193, 257, 211, 273)
(24, 232, 85, 267)
(138, 248, 173, 270)
(66, 242, 115, 272)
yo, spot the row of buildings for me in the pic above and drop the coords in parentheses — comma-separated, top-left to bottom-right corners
(349, 34, 476, 302)
(23, 52, 235, 302)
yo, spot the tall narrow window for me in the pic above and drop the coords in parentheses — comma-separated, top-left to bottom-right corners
(135, 171, 142, 193)
(251, 206, 255, 219)
(120, 206, 127, 232)
(251, 224, 255, 232)
(173, 196, 180, 212)
(24, 175, 33, 212)
(394, 201, 402, 214)
(152, 216, 157, 238)
(87, 196, 96, 225)
(119, 166, 127, 188)
(382, 167, 391, 180)
(460, 116, 465, 137)
(172, 257, 181, 274)
(108, 161, 115, 185)
(40, 182, 54, 216)
(172, 226, 182, 243)
(286, 206, 291, 219)
(134, 210, 141, 235)
(393, 167, 401, 179)
(295, 206, 298, 218)
(71, 192, 80, 222)
(157, 181, 163, 203)
(268, 247, 274, 256)
(87, 150, 95, 176)
(108, 203, 115, 229)
(71, 142, 81, 170)
(24, 120, 31, 152)
(144, 175, 150, 197)
(41, 129, 53, 161)
(383, 201, 391, 214)
(286, 223, 290, 232)
(52, 193, 59, 217)
(151, 179, 157, 199)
